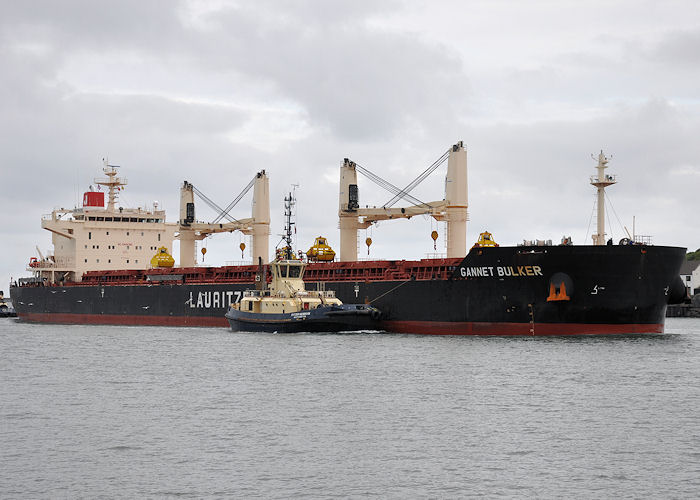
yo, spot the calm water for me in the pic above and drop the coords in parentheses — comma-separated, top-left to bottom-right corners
(1, 318, 699, 499)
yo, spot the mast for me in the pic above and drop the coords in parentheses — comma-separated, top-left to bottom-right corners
(590, 151, 616, 245)
(95, 160, 127, 212)
(282, 189, 296, 260)
(445, 142, 468, 257)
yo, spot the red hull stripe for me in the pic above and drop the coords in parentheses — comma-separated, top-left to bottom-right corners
(382, 321, 664, 335)
(20, 312, 229, 327)
(18, 313, 663, 335)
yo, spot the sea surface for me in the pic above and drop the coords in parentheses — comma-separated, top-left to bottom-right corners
(1, 318, 700, 499)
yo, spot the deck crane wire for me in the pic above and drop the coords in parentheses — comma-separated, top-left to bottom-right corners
(353, 163, 428, 207)
(604, 191, 627, 241)
(190, 185, 238, 223)
(584, 194, 596, 244)
(212, 176, 256, 224)
(382, 149, 450, 208)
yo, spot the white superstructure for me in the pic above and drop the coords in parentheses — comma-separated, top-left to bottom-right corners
(30, 162, 177, 283)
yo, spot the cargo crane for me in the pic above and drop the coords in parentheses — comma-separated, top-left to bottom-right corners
(338, 141, 468, 261)
(178, 170, 270, 267)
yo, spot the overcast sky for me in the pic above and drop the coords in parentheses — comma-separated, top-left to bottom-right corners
(2, 0, 699, 289)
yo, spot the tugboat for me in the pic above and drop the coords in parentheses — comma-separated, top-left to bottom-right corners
(0, 291, 17, 317)
(225, 192, 382, 333)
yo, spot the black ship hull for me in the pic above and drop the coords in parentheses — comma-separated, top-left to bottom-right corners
(10, 245, 687, 335)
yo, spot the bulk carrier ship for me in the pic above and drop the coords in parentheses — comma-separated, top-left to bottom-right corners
(10, 143, 687, 335)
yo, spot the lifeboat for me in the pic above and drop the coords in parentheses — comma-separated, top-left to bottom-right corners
(150, 247, 175, 268)
(471, 231, 499, 249)
(306, 236, 336, 262)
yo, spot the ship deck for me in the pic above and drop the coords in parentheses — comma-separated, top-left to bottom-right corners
(16, 258, 463, 287)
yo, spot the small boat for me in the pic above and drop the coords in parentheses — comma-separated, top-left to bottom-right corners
(225, 258, 382, 333)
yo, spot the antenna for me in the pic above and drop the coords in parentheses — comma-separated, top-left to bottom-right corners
(281, 186, 298, 260)
(95, 159, 128, 212)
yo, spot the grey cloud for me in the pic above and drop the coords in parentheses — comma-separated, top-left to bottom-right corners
(2, 1, 469, 141)
(648, 29, 700, 67)
(0, 0, 184, 53)
(459, 98, 700, 248)
(182, 3, 470, 140)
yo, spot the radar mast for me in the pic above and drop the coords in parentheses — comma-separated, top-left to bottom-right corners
(590, 151, 616, 246)
(95, 160, 128, 212)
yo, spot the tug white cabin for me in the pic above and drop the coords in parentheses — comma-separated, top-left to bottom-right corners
(236, 259, 341, 314)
